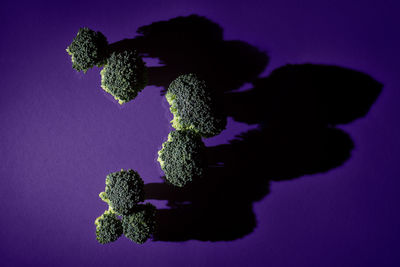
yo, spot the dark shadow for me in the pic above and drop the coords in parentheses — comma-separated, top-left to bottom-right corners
(110, 15, 382, 242)
(144, 63, 382, 242)
(109, 14, 269, 97)
(146, 126, 354, 241)
(224, 64, 383, 127)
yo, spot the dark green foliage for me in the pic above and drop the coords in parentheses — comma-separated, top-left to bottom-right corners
(100, 169, 145, 215)
(158, 130, 205, 187)
(100, 50, 147, 104)
(167, 73, 226, 137)
(66, 27, 109, 73)
(122, 203, 157, 244)
(95, 210, 123, 244)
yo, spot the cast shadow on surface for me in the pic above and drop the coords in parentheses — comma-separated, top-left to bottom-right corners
(110, 15, 382, 241)
(145, 64, 382, 242)
(109, 14, 269, 96)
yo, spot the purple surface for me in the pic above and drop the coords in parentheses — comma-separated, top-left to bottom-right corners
(1, 0, 399, 266)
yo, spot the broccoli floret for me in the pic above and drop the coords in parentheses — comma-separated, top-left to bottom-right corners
(167, 74, 226, 137)
(122, 203, 157, 244)
(66, 27, 109, 73)
(100, 50, 147, 104)
(99, 169, 145, 215)
(95, 209, 123, 244)
(157, 130, 205, 187)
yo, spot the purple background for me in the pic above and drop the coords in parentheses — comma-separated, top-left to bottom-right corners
(1, 0, 399, 266)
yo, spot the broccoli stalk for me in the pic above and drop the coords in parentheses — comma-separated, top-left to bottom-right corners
(100, 50, 147, 104)
(157, 130, 206, 187)
(166, 74, 227, 137)
(66, 27, 109, 73)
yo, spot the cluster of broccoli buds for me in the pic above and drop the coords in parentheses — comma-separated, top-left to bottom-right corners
(66, 28, 109, 72)
(66, 28, 147, 104)
(157, 74, 226, 187)
(95, 169, 156, 244)
(67, 28, 227, 244)
(166, 74, 226, 137)
(101, 50, 147, 104)
(157, 130, 206, 187)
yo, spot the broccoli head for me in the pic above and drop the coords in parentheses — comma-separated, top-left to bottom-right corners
(99, 169, 145, 215)
(95, 209, 123, 244)
(100, 50, 147, 104)
(157, 130, 205, 187)
(122, 203, 157, 244)
(66, 27, 109, 73)
(167, 74, 227, 137)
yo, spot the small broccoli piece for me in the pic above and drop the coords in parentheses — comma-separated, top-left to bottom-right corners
(157, 130, 205, 187)
(167, 74, 226, 137)
(95, 209, 123, 244)
(100, 169, 145, 215)
(100, 50, 147, 104)
(66, 27, 109, 73)
(122, 203, 157, 244)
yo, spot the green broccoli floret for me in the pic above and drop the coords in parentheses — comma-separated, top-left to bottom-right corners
(122, 203, 157, 244)
(100, 50, 147, 104)
(99, 169, 145, 215)
(157, 130, 205, 187)
(167, 74, 226, 137)
(66, 27, 109, 73)
(95, 209, 123, 244)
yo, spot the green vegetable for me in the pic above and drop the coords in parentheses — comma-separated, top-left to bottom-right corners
(167, 74, 226, 137)
(100, 50, 147, 104)
(95, 209, 123, 244)
(122, 203, 157, 244)
(157, 130, 205, 187)
(66, 27, 109, 73)
(99, 169, 145, 215)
